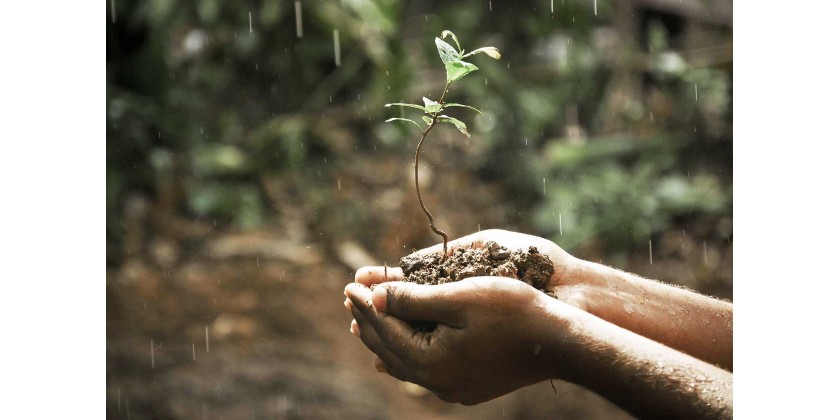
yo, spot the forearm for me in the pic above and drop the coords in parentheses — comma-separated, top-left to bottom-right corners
(566, 259, 733, 371)
(544, 299, 733, 419)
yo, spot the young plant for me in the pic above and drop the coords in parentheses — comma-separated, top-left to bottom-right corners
(385, 30, 501, 259)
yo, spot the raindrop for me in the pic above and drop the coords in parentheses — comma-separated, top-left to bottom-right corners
(525, 137, 528, 146)
(695, 84, 698, 101)
(192, 344, 196, 361)
(489, 1, 493, 11)
(249, 11, 253, 34)
(294, 1, 303, 38)
(257, 257, 260, 267)
(329, 96, 332, 103)
(542, 177, 546, 195)
(205, 326, 210, 353)
(558, 213, 563, 235)
(110, 0, 116, 23)
(551, 0, 554, 13)
(649, 111, 653, 122)
(703, 241, 708, 266)
(594, 0, 598, 15)
(478, 224, 482, 231)
(333, 29, 341, 66)
(117, 386, 121, 411)
(649, 239, 653, 265)
(337, 179, 342, 190)
(150, 339, 155, 368)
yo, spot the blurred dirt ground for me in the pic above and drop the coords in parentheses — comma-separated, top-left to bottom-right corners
(107, 153, 729, 419)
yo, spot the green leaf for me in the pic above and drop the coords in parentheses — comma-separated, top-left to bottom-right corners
(422, 97, 442, 114)
(435, 37, 460, 64)
(463, 47, 501, 60)
(422, 116, 433, 125)
(385, 117, 422, 130)
(385, 102, 426, 111)
(440, 30, 461, 51)
(442, 102, 484, 115)
(438, 115, 471, 138)
(445, 60, 479, 83)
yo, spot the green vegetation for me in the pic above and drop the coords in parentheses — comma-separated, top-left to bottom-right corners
(107, 1, 732, 276)
(385, 30, 501, 256)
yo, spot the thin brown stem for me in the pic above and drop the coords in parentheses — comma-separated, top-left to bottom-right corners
(414, 82, 452, 259)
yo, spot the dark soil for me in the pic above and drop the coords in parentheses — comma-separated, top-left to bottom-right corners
(399, 241, 556, 297)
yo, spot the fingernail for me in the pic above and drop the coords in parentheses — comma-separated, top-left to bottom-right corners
(344, 298, 352, 310)
(372, 286, 387, 311)
(350, 320, 360, 336)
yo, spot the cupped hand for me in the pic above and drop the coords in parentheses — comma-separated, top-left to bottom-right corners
(344, 276, 567, 405)
(352, 229, 589, 309)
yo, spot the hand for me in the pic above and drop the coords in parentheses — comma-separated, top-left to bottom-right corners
(354, 229, 590, 310)
(344, 277, 567, 405)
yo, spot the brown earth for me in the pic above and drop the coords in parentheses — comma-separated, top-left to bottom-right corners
(106, 155, 726, 419)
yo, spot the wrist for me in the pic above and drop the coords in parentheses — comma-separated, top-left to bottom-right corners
(565, 258, 629, 317)
(533, 293, 591, 382)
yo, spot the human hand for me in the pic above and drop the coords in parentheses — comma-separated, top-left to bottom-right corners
(353, 229, 590, 310)
(344, 276, 569, 405)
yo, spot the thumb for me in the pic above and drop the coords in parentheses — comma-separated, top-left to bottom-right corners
(372, 282, 463, 324)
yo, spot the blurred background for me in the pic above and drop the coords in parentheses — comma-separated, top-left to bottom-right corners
(106, 0, 731, 418)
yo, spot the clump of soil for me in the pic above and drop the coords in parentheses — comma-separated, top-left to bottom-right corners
(398, 241, 556, 297)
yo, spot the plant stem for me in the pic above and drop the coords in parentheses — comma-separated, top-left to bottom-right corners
(414, 82, 451, 259)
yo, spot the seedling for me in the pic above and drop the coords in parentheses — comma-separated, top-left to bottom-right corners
(385, 30, 501, 259)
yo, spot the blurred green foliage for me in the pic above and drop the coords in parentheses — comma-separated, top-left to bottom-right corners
(107, 0, 732, 264)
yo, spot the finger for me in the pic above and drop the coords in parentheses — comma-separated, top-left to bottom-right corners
(352, 310, 414, 382)
(345, 283, 376, 319)
(355, 266, 404, 287)
(350, 319, 360, 337)
(350, 290, 429, 352)
(371, 281, 466, 325)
